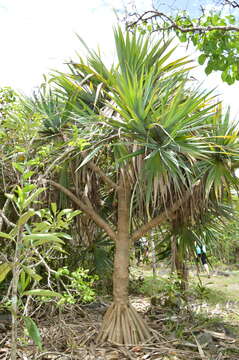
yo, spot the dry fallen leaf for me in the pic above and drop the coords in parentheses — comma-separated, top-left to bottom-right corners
(132, 346, 142, 352)
(105, 350, 120, 360)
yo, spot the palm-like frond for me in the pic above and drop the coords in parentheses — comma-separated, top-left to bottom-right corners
(47, 27, 239, 235)
(156, 201, 235, 263)
(196, 107, 239, 200)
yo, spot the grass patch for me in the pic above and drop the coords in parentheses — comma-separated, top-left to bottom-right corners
(190, 282, 233, 305)
(138, 275, 165, 296)
(130, 266, 239, 313)
(207, 274, 239, 301)
(192, 272, 239, 304)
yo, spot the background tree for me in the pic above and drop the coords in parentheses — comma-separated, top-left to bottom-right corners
(126, 0, 239, 84)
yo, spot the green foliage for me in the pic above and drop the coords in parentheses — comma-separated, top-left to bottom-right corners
(35, 203, 81, 232)
(0, 185, 73, 283)
(55, 266, 98, 304)
(133, 5, 239, 84)
(191, 281, 233, 305)
(23, 317, 42, 350)
(0, 87, 17, 119)
(212, 214, 239, 264)
(0, 263, 12, 282)
(56, 28, 239, 223)
(1, 28, 239, 341)
(139, 273, 181, 297)
(0, 183, 81, 353)
(47, 28, 239, 302)
(23, 289, 62, 298)
(77, 233, 114, 277)
(175, 11, 239, 84)
(191, 281, 212, 300)
(138, 273, 187, 311)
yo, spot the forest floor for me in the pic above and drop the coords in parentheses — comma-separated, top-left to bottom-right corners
(0, 265, 239, 359)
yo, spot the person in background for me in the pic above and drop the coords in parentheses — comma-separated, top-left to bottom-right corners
(135, 239, 142, 266)
(196, 243, 210, 278)
(135, 237, 149, 266)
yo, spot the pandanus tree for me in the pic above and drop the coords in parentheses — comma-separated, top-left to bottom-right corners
(35, 28, 239, 344)
(169, 106, 239, 284)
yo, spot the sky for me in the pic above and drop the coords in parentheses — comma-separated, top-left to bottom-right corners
(0, 0, 238, 118)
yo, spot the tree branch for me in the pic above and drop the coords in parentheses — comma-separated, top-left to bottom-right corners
(39, 146, 74, 181)
(131, 183, 199, 242)
(128, 10, 239, 33)
(46, 179, 117, 242)
(86, 161, 119, 190)
(39, 145, 118, 190)
(0, 210, 15, 228)
(222, 0, 239, 9)
(80, 150, 118, 190)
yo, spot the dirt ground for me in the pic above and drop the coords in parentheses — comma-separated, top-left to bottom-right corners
(0, 266, 239, 359)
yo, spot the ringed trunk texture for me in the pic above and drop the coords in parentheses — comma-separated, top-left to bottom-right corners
(112, 175, 130, 306)
(97, 173, 151, 344)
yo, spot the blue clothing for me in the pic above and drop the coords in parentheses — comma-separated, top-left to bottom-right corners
(196, 245, 206, 255)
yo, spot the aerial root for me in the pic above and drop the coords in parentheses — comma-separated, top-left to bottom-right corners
(96, 302, 151, 345)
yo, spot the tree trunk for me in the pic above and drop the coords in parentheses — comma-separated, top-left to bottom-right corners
(175, 251, 188, 292)
(150, 234, 157, 278)
(171, 224, 188, 291)
(171, 235, 177, 274)
(112, 173, 130, 307)
(97, 172, 151, 344)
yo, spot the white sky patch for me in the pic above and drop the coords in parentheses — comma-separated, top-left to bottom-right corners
(0, 0, 238, 118)
(202, 3, 222, 13)
(0, 0, 119, 93)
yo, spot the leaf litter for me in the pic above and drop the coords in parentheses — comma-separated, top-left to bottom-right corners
(0, 295, 238, 360)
